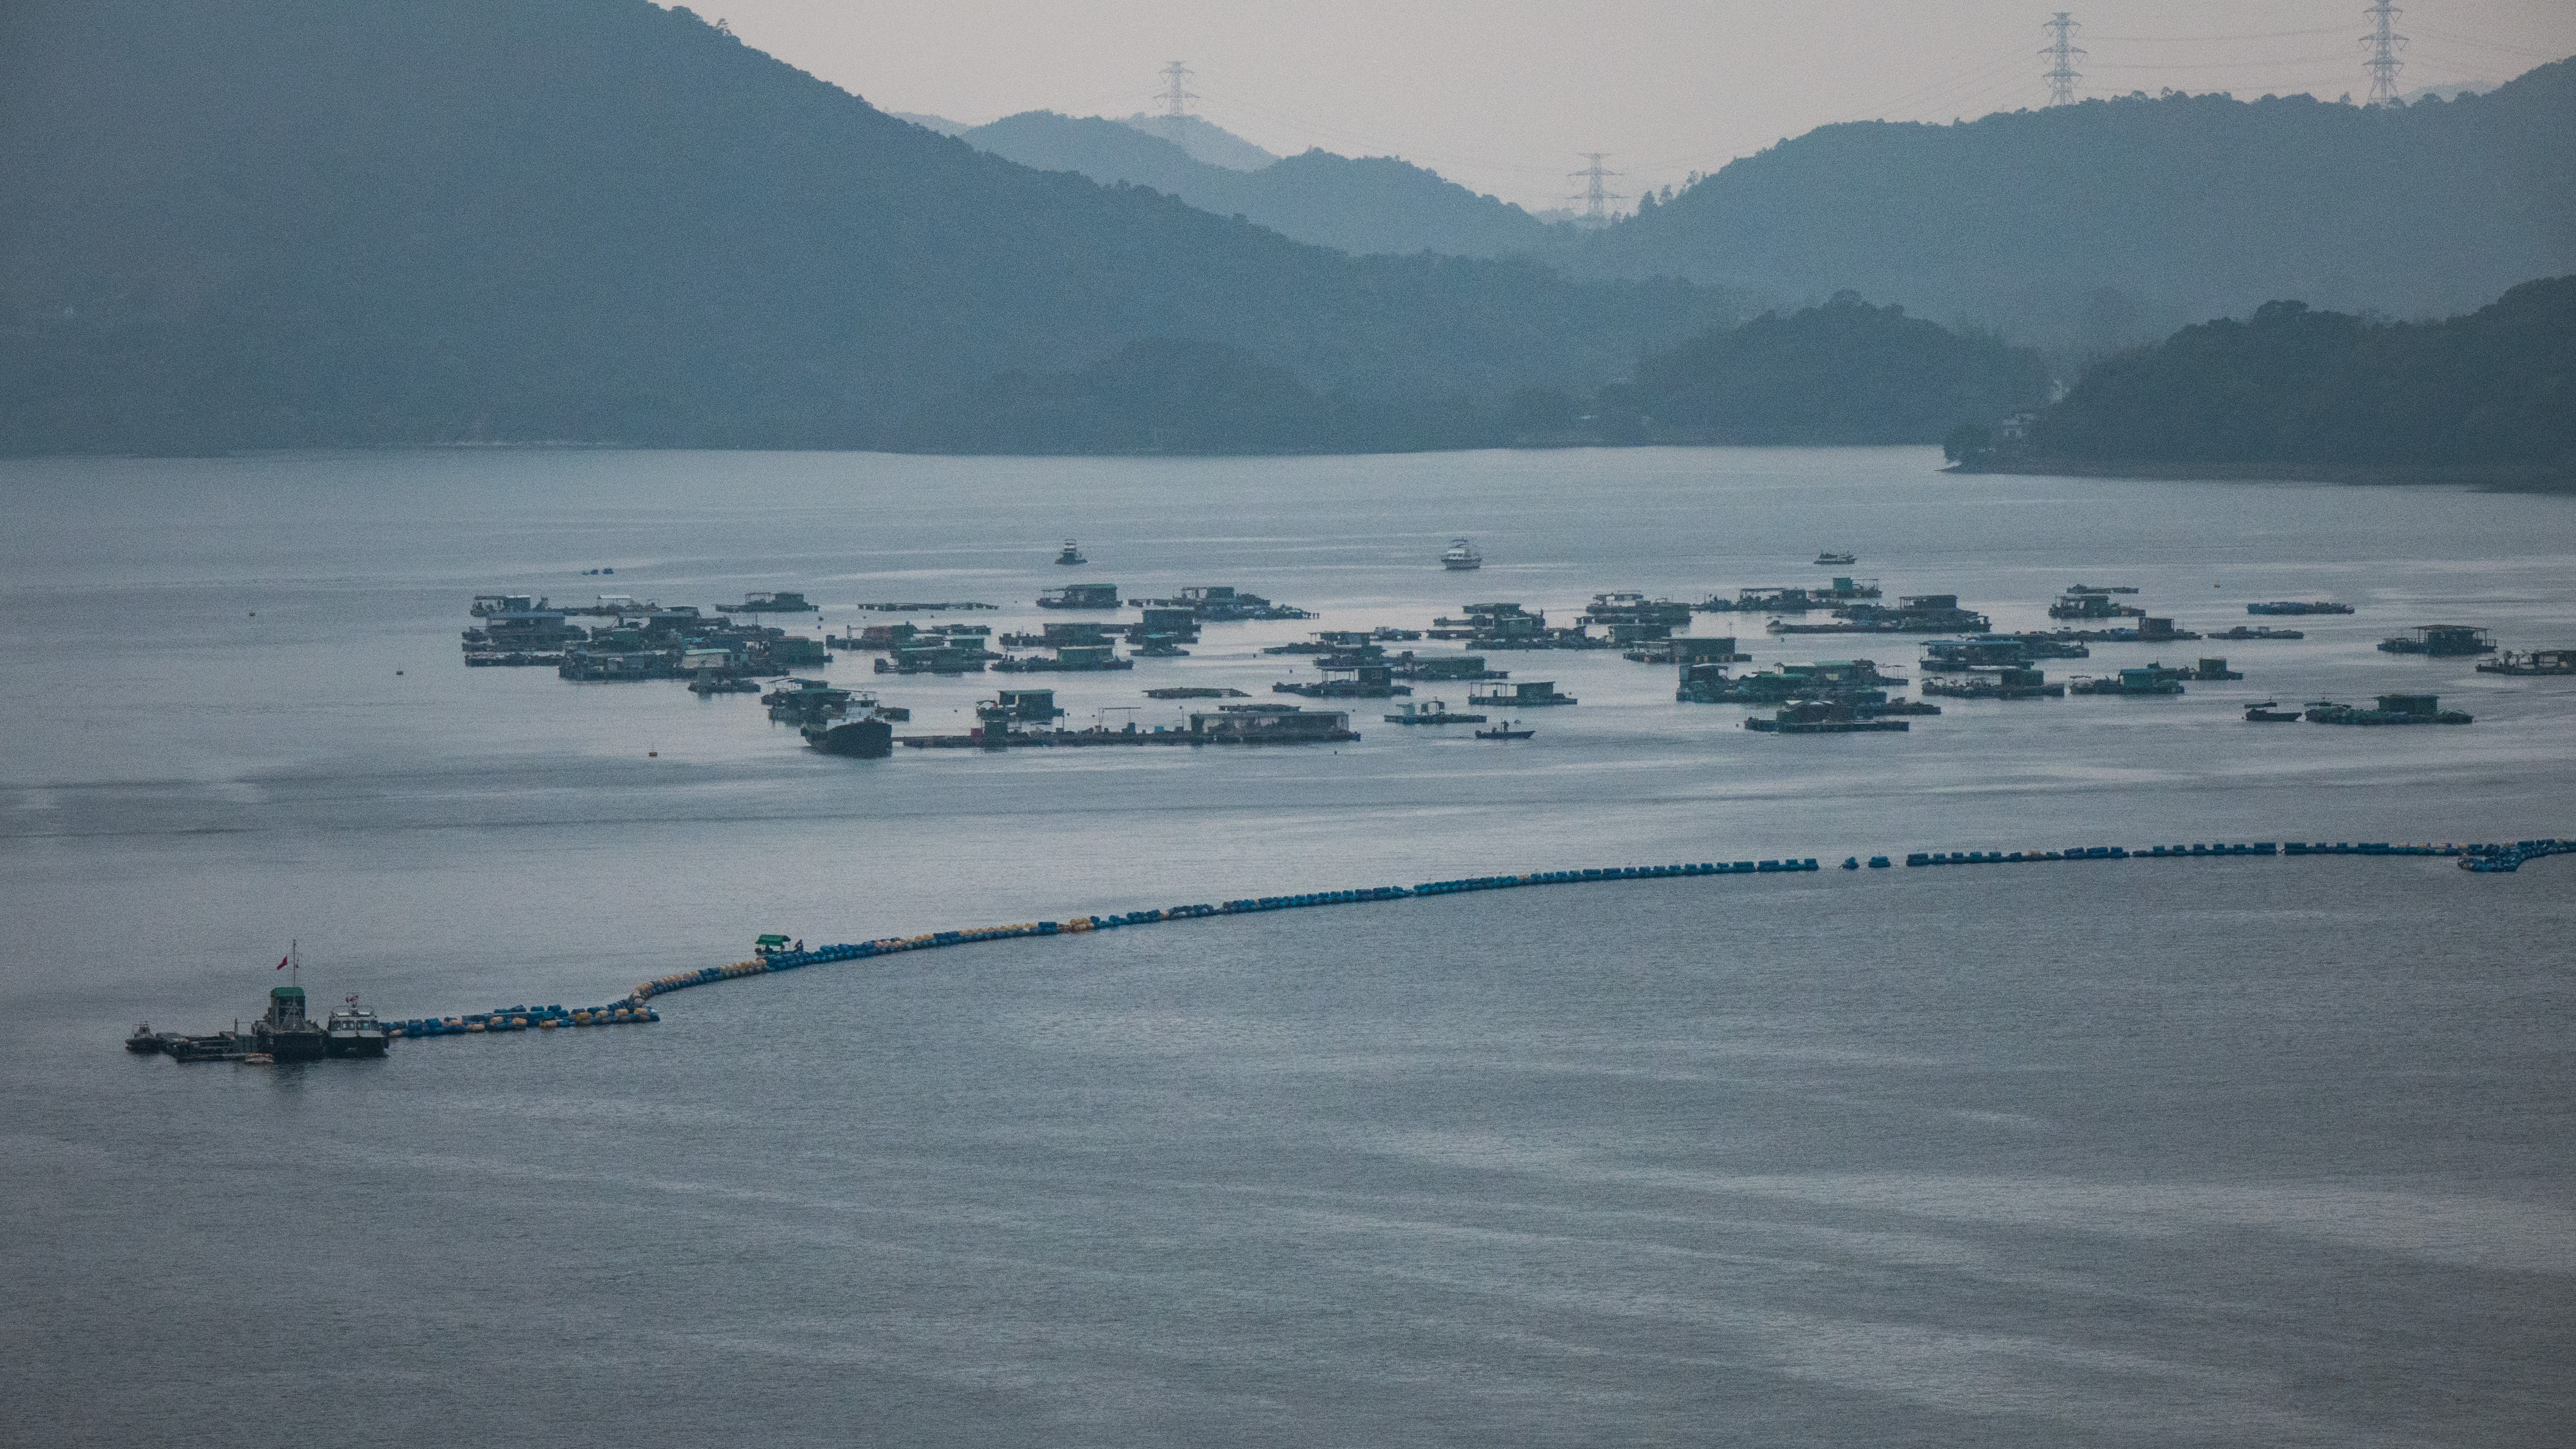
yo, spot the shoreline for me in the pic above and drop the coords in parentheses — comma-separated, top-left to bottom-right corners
(1953, 456, 2576, 494)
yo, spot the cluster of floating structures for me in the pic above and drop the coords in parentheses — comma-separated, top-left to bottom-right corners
(1634, 578, 2564, 732)
(460, 569, 1368, 757)
(897, 692, 1360, 749)
(461, 592, 833, 677)
(133, 831, 2571, 1062)
(463, 548, 2570, 765)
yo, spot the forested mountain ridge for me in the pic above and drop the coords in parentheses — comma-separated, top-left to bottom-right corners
(889, 296, 2051, 454)
(2024, 277, 2576, 476)
(959, 111, 1565, 259)
(1605, 295, 2050, 445)
(1577, 60, 2576, 356)
(0, 0, 1725, 454)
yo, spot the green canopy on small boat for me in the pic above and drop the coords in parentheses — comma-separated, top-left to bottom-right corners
(754, 934, 791, 947)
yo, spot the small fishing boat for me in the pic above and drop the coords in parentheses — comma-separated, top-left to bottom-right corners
(1441, 538, 1482, 571)
(1056, 540, 1086, 566)
(1474, 720, 1535, 740)
(2243, 701, 2303, 722)
(1815, 551, 1858, 566)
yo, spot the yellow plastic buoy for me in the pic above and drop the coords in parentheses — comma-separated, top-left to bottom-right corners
(467, 1022, 485, 1033)
(539, 1018, 557, 1030)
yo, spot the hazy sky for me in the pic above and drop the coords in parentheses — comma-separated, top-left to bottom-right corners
(689, 0, 2576, 209)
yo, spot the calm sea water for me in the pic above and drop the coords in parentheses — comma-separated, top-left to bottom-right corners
(3, 447, 2572, 1447)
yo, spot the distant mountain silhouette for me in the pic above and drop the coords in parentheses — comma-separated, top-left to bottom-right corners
(1578, 60, 2576, 356)
(959, 111, 1564, 259)
(0, 0, 1735, 454)
(1116, 114, 1278, 171)
(889, 111, 973, 137)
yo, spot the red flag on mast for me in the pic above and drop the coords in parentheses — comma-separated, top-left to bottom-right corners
(276, 955, 290, 970)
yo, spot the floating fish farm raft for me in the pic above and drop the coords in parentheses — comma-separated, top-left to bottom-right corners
(137, 836, 2570, 1061)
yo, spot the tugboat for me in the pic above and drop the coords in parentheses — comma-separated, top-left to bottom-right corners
(1055, 540, 1086, 566)
(1441, 538, 1482, 571)
(324, 993, 389, 1058)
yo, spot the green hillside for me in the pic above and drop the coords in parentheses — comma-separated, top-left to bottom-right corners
(2030, 277, 2576, 475)
(1605, 295, 2051, 445)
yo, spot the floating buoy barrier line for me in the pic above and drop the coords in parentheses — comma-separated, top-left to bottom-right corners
(367, 837, 2570, 1043)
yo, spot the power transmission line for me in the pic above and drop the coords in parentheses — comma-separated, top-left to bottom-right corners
(2087, 26, 2347, 44)
(1155, 61, 1197, 143)
(1568, 154, 1624, 224)
(2361, 3, 2407, 105)
(2042, 13, 2085, 105)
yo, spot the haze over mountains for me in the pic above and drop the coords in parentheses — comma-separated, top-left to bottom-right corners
(0, 0, 1726, 453)
(1, 0, 2568, 460)
(955, 111, 1564, 259)
(921, 64, 2573, 360)
(1579, 63, 2576, 352)
(1111, 113, 1281, 173)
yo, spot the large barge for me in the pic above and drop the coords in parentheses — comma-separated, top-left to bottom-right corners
(1767, 594, 1991, 635)
(1922, 668, 2064, 700)
(901, 702, 1359, 749)
(1746, 700, 1911, 733)
(2304, 693, 2473, 725)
